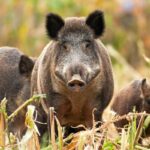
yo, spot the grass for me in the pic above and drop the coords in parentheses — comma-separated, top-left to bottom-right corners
(0, 97, 150, 150)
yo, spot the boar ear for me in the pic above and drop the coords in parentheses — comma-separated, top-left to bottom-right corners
(19, 55, 34, 76)
(46, 13, 65, 39)
(141, 78, 147, 97)
(86, 10, 105, 38)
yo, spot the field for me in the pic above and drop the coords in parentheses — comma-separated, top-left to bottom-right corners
(0, 0, 150, 149)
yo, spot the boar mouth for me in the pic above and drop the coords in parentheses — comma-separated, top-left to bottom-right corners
(55, 67, 100, 92)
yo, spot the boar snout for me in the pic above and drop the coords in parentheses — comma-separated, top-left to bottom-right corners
(67, 74, 86, 92)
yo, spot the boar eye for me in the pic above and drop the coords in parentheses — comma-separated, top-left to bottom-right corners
(61, 42, 68, 50)
(62, 45, 67, 50)
(85, 40, 92, 49)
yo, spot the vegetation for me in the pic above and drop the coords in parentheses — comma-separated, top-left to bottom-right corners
(0, 97, 150, 149)
(0, 0, 150, 149)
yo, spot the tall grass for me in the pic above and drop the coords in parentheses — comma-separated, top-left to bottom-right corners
(0, 96, 150, 149)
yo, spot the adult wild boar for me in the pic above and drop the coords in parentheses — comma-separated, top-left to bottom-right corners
(31, 10, 114, 130)
(111, 78, 150, 136)
(0, 47, 34, 137)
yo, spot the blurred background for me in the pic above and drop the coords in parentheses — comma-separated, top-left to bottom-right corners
(0, 0, 150, 91)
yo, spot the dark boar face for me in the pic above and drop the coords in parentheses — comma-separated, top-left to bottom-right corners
(141, 79, 150, 112)
(46, 10, 105, 92)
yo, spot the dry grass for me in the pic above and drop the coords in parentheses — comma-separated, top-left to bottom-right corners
(0, 96, 150, 150)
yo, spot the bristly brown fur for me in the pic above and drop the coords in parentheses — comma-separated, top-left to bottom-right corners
(0, 47, 35, 138)
(111, 78, 150, 136)
(32, 10, 113, 136)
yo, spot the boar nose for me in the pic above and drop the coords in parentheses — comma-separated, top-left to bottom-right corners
(67, 74, 86, 92)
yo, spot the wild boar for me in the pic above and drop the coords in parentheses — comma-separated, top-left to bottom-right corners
(31, 10, 114, 133)
(0, 47, 34, 138)
(111, 78, 150, 136)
